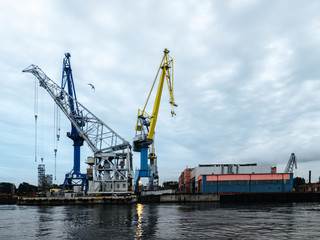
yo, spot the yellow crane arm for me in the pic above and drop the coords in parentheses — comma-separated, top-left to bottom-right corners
(135, 48, 177, 141)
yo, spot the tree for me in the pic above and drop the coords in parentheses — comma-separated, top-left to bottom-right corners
(0, 182, 16, 194)
(17, 182, 38, 195)
(293, 177, 305, 189)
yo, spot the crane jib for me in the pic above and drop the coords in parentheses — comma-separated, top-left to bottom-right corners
(22, 65, 132, 154)
(23, 54, 134, 194)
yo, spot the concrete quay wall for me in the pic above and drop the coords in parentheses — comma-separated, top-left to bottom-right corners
(139, 193, 220, 203)
(17, 193, 220, 205)
(18, 195, 138, 205)
(17, 192, 320, 205)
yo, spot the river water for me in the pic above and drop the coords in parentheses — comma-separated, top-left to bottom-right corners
(0, 202, 319, 239)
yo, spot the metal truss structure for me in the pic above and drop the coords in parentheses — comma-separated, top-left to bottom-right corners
(23, 64, 133, 194)
(284, 153, 297, 173)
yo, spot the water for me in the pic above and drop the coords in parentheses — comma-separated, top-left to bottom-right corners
(0, 202, 319, 239)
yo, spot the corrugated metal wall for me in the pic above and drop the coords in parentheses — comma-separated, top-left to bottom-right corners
(201, 173, 293, 194)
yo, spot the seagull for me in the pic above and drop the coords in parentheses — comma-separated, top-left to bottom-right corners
(88, 83, 95, 91)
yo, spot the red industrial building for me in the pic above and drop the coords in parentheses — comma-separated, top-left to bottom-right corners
(178, 163, 293, 194)
(178, 168, 192, 193)
(198, 173, 292, 194)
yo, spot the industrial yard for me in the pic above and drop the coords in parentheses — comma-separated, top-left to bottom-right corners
(1, 49, 318, 205)
(14, 51, 304, 204)
(2, 2, 320, 205)
(21, 50, 176, 197)
(2, 1, 320, 239)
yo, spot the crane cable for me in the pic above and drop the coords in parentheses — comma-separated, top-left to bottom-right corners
(40, 83, 44, 163)
(34, 77, 38, 162)
(53, 103, 60, 181)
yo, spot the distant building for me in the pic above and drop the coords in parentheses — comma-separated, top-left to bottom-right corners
(296, 183, 320, 192)
(178, 168, 192, 193)
(38, 165, 53, 193)
(38, 164, 45, 192)
(199, 173, 293, 194)
(45, 174, 53, 188)
(178, 163, 293, 193)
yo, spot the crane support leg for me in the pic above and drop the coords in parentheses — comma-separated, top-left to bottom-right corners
(141, 147, 148, 170)
(61, 142, 87, 192)
(73, 145, 81, 174)
(134, 147, 153, 192)
(63, 125, 86, 191)
(62, 173, 88, 192)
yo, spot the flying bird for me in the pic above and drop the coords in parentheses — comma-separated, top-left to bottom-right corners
(88, 83, 95, 91)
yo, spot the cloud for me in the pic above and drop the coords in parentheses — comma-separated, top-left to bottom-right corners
(1, 0, 320, 186)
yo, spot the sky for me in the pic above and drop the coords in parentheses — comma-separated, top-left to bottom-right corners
(1, 0, 320, 187)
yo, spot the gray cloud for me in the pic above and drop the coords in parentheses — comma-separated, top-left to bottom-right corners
(1, 0, 320, 186)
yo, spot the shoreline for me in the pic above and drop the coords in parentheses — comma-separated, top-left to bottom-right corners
(4, 192, 317, 205)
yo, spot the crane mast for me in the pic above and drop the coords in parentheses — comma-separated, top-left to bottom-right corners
(60, 53, 85, 189)
(23, 55, 133, 194)
(133, 48, 177, 192)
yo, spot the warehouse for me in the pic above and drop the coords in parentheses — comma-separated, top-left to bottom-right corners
(198, 173, 293, 194)
(178, 163, 293, 193)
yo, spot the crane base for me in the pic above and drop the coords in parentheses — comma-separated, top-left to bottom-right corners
(62, 173, 88, 192)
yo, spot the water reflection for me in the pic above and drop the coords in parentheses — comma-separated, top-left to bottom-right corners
(2, 202, 319, 239)
(36, 206, 55, 237)
(134, 203, 144, 238)
(133, 203, 159, 239)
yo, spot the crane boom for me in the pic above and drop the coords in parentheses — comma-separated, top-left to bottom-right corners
(284, 153, 297, 173)
(23, 61, 133, 194)
(144, 48, 177, 140)
(23, 64, 130, 153)
(61, 53, 81, 118)
(134, 48, 177, 151)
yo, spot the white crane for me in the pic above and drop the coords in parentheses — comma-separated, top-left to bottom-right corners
(284, 153, 297, 173)
(23, 59, 133, 194)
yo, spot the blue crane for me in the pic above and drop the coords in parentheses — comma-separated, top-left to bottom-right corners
(23, 53, 134, 194)
(59, 53, 87, 190)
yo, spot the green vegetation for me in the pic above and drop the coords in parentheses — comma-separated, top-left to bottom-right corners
(0, 182, 63, 196)
(0, 182, 38, 195)
(0, 182, 16, 194)
(293, 177, 306, 189)
(17, 182, 38, 195)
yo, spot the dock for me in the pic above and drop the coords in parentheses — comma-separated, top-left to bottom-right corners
(139, 193, 220, 203)
(18, 195, 137, 205)
(220, 192, 320, 203)
(17, 193, 220, 205)
(12, 192, 320, 205)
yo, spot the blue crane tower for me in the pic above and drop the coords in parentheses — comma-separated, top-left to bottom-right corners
(60, 53, 87, 190)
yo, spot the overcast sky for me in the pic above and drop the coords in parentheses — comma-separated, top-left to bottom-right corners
(1, 0, 320, 187)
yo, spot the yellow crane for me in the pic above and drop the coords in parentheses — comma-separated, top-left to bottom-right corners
(133, 48, 177, 192)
